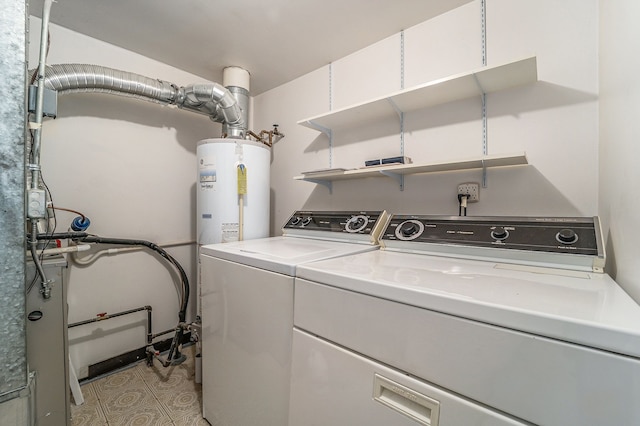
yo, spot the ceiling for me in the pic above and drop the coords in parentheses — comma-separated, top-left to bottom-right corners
(29, 0, 471, 95)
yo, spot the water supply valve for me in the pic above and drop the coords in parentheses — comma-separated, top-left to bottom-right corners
(71, 215, 91, 231)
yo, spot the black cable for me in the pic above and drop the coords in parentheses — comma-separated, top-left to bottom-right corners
(41, 174, 57, 242)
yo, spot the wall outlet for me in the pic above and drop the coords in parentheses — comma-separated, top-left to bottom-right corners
(457, 182, 480, 202)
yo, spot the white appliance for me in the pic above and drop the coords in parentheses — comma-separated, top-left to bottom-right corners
(26, 255, 70, 426)
(200, 210, 389, 426)
(197, 138, 270, 245)
(292, 215, 640, 426)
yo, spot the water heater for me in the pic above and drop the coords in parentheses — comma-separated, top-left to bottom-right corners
(196, 138, 270, 244)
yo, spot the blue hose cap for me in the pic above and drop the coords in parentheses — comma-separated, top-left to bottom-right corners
(71, 216, 91, 231)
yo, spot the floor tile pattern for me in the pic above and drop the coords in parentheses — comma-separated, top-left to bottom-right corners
(71, 346, 209, 425)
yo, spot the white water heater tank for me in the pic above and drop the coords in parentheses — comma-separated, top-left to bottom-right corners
(197, 138, 270, 245)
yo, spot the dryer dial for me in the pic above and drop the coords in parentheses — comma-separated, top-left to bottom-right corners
(345, 215, 369, 233)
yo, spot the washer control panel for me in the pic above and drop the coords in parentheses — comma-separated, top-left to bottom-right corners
(382, 215, 605, 271)
(284, 211, 388, 236)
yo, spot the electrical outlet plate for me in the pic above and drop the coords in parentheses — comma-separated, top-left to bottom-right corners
(457, 182, 480, 202)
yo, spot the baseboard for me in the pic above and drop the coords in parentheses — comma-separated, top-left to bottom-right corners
(83, 331, 192, 382)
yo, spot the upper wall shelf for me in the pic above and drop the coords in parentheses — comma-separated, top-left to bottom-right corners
(298, 56, 538, 132)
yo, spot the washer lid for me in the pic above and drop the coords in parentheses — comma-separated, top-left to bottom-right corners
(297, 250, 640, 358)
(200, 236, 380, 275)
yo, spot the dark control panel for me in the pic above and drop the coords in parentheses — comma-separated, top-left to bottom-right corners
(382, 215, 602, 256)
(284, 211, 386, 235)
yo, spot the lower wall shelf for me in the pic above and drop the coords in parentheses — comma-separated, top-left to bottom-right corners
(294, 152, 527, 190)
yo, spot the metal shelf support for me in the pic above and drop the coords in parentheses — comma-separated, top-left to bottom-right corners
(480, 0, 488, 187)
(379, 170, 404, 188)
(302, 178, 333, 193)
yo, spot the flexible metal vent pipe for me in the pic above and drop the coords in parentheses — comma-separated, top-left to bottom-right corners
(38, 64, 246, 135)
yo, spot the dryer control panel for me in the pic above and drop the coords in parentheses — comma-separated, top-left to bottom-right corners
(382, 215, 605, 272)
(283, 211, 389, 243)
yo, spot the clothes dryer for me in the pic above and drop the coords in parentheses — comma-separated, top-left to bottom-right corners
(199, 210, 388, 426)
(292, 215, 640, 426)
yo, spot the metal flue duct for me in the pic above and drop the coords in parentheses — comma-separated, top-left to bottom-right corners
(37, 64, 247, 136)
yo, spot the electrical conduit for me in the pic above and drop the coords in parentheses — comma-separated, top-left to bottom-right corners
(28, 0, 54, 298)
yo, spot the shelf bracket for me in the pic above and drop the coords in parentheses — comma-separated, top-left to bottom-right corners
(305, 120, 332, 138)
(379, 170, 404, 190)
(302, 178, 332, 193)
(305, 120, 334, 168)
(387, 98, 404, 120)
(472, 73, 486, 96)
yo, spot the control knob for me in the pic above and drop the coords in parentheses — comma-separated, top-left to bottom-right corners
(301, 216, 313, 226)
(491, 226, 509, 241)
(401, 223, 419, 237)
(345, 215, 368, 233)
(556, 228, 578, 244)
(395, 219, 424, 240)
(290, 216, 302, 226)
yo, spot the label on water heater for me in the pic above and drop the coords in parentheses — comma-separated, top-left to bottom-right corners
(237, 164, 247, 195)
(222, 223, 239, 243)
(199, 156, 217, 191)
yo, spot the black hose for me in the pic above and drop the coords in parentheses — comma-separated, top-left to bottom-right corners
(79, 235, 189, 323)
(33, 232, 189, 322)
(34, 231, 190, 366)
(31, 231, 88, 240)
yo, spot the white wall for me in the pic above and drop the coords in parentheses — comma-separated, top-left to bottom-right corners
(256, 0, 599, 234)
(28, 0, 626, 378)
(29, 18, 219, 377)
(599, 1, 640, 302)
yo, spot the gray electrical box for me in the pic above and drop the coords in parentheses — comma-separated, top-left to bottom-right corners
(28, 85, 57, 118)
(26, 255, 70, 426)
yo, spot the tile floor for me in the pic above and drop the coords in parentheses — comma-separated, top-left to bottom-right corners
(70, 345, 209, 425)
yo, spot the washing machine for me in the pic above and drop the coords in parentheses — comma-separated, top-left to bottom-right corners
(199, 210, 388, 426)
(292, 215, 640, 426)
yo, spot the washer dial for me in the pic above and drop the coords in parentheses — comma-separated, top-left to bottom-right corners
(395, 219, 424, 240)
(556, 228, 578, 245)
(491, 226, 509, 241)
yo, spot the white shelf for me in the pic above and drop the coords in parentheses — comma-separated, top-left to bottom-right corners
(294, 152, 528, 185)
(298, 56, 537, 132)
